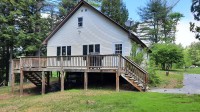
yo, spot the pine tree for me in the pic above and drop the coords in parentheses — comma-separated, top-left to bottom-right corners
(138, 0, 182, 44)
(101, 0, 128, 27)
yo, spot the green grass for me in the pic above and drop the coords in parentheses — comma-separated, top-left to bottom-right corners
(154, 67, 200, 88)
(184, 67, 200, 74)
(0, 86, 200, 112)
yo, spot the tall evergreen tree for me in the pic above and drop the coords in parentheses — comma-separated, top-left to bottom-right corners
(59, 0, 102, 19)
(138, 0, 182, 44)
(101, 0, 128, 27)
(0, 0, 49, 85)
(0, 0, 21, 85)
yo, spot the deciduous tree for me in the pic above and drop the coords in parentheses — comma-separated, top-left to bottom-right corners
(151, 43, 184, 70)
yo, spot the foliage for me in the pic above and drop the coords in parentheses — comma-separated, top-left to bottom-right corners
(138, 0, 183, 44)
(130, 42, 145, 65)
(183, 48, 192, 67)
(59, 0, 102, 19)
(58, 0, 78, 19)
(190, 0, 200, 40)
(151, 43, 184, 70)
(148, 67, 160, 87)
(188, 42, 200, 66)
(101, 0, 128, 27)
(0, 0, 49, 84)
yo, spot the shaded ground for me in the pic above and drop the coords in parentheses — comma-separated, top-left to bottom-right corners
(150, 74, 200, 94)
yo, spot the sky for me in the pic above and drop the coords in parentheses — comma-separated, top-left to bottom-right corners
(123, 0, 199, 47)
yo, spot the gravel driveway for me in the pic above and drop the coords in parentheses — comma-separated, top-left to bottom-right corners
(150, 74, 200, 94)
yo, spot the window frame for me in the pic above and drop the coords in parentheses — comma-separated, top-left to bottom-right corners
(57, 46, 61, 56)
(114, 44, 122, 55)
(78, 17, 83, 27)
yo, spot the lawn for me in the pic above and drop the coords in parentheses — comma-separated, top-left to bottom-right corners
(0, 86, 200, 112)
(154, 67, 200, 88)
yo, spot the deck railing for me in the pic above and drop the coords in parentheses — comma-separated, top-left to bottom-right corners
(13, 54, 120, 69)
(13, 59, 20, 70)
(12, 54, 148, 90)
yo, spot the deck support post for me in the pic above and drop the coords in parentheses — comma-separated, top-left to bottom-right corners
(47, 72, 50, 91)
(116, 55, 122, 92)
(116, 72, 119, 92)
(42, 71, 45, 95)
(61, 71, 65, 92)
(84, 72, 88, 90)
(20, 70, 24, 96)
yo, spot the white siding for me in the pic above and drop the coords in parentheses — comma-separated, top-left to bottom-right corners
(47, 5, 132, 56)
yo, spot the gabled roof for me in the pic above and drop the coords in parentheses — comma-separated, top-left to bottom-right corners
(42, 0, 148, 49)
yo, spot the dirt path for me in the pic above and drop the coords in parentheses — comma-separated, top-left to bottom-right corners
(150, 74, 200, 94)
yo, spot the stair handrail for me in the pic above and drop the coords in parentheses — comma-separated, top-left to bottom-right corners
(122, 56, 148, 74)
(121, 55, 148, 90)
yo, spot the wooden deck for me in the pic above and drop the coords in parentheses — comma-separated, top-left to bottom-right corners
(12, 54, 148, 95)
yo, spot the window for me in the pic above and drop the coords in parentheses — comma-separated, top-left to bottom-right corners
(67, 46, 71, 60)
(83, 45, 87, 60)
(78, 17, 83, 27)
(115, 44, 122, 54)
(62, 46, 66, 56)
(95, 44, 100, 53)
(83, 44, 100, 55)
(57, 47, 61, 56)
(57, 46, 71, 60)
(89, 45, 94, 53)
(67, 46, 71, 56)
(83, 45, 87, 55)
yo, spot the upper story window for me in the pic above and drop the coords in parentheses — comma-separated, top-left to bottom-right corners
(78, 17, 83, 27)
(115, 44, 122, 55)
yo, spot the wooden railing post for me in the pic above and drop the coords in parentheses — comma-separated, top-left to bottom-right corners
(116, 55, 122, 92)
(118, 54, 122, 76)
(86, 55, 89, 70)
(20, 58, 24, 96)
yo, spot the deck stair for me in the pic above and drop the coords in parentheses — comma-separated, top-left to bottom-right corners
(24, 72, 47, 87)
(120, 56, 148, 92)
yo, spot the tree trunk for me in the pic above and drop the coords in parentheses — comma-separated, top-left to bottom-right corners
(8, 45, 13, 86)
(5, 44, 10, 86)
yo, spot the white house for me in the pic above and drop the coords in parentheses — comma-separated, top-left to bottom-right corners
(42, 1, 149, 58)
(11, 1, 150, 95)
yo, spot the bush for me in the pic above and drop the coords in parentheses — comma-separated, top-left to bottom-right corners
(148, 67, 160, 87)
